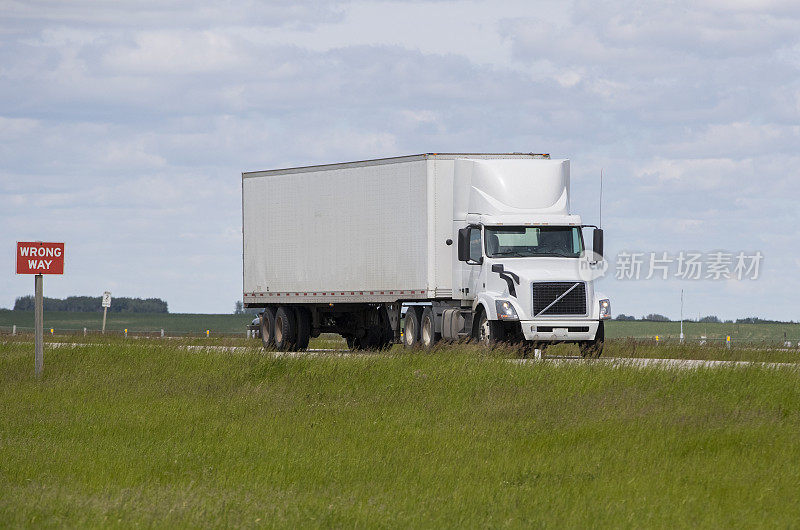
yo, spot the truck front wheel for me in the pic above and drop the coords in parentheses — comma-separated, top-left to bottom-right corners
(579, 321, 604, 358)
(476, 310, 504, 346)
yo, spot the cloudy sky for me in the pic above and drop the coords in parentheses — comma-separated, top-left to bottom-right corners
(2, 0, 799, 319)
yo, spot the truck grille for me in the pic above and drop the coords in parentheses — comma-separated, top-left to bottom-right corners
(532, 282, 587, 316)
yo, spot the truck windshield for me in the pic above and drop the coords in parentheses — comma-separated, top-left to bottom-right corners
(484, 226, 583, 258)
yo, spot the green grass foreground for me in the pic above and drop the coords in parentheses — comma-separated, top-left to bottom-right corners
(2, 341, 800, 527)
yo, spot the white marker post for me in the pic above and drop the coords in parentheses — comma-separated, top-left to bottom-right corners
(679, 289, 685, 344)
(101, 291, 111, 333)
(16, 241, 65, 378)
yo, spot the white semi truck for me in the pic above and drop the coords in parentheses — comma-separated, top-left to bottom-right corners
(242, 153, 610, 355)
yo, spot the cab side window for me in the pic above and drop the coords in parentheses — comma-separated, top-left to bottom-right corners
(469, 227, 482, 262)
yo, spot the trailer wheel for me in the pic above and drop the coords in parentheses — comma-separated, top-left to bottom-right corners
(403, 307, 421, 348)
(420, 307, 438, 349)
(260, 307, 276, 350)
(294, 307, 311, 351)
(274, 306, 297, 351)
(476, 310, 504, 346)
(580, 321, 604, 358)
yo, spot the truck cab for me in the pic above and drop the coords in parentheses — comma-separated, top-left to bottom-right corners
(455, 222, 609, 354)
(442, 157, 609, 355)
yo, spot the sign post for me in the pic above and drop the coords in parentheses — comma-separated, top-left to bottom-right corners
(101, 291, 111, 333)
(35, 274, 43, 376)
(16, 241, 65, 378)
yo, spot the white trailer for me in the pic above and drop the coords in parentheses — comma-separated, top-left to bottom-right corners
(243, 153, 610, 353)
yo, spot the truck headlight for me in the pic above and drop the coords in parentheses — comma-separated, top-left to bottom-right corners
(496, 300, 519, 321)
(599, 299, 611, 319)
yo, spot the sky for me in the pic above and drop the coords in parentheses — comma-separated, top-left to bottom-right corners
(2, 0, 799, 319)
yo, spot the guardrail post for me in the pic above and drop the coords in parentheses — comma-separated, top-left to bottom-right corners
(160, 329, 164, 338)
(12, 325, 16, 336)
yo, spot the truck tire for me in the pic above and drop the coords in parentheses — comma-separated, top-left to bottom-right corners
(260, 307, 276, 350)
(294, 307, 311, 351)
(476, 310, 504, 346)
(580, 321, 604, 358)
(274, 306, 297, 351)
(403, 307, 422, 348)
(420, 307, 438, 349)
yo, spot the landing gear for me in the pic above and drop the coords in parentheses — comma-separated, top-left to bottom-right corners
(294, 307, 311, 351)
(344, 304, 394, 351)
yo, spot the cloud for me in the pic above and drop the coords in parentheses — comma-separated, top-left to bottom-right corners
(2, 1, 347, 30)
(1, 0, 799, 319)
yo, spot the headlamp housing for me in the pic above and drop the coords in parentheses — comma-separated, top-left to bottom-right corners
(495, 300, 519, 321)
(599, 299, 611, 320)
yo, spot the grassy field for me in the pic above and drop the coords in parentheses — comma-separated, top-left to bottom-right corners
(1, 309, 799, 342)
(606, 319, 800, 341)
(2, 338, 800, 527)
(0, 309, 253, 334)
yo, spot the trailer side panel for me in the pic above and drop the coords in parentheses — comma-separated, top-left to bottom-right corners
(243, 160, 430, 302)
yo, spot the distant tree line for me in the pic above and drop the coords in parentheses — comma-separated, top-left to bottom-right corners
(615, 314, 797, 324)
(234, 301, 259, 315)
(735, 316, 798, 324)
(14, 295, 168, 313)
(615, 313, 671, 322)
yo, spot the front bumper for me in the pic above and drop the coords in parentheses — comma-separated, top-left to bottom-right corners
(520, 320, 601, 342)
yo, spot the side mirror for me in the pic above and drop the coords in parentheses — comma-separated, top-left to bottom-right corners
(593, 228, 604, 260)
(457, 228, 470, 262)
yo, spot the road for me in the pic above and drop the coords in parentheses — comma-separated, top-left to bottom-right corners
(184, 345, 798, 370)
(6, 342, 796, 370)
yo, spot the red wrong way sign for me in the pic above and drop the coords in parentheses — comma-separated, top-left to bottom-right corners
(16, 242, 65, 275)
